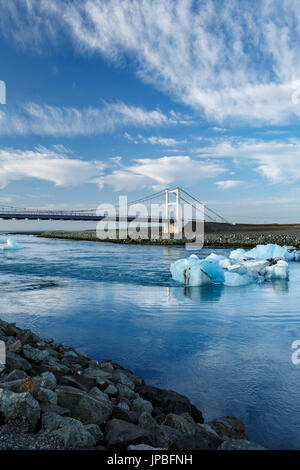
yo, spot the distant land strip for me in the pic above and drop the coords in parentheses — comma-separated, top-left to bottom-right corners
(37, 223, 300, 248)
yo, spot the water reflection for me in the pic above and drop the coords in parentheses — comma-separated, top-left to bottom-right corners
(169, 279, 289, 301)
(270, 280, 289, 294)
(169, 284, 224, 302)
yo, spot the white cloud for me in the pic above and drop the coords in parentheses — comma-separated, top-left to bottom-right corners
(124, 132, 186, 146)
(215, 180, 244, 190)
(144, 136, 185, 146)
(52, 144, 73, 153)
(0, 146, 105, 188)
(0, 146, 225, 192)
(2, 0, 300, 124)
(0, 102, 186, 136)
(100, 155, 226, 191)
(197, 137, 300, 184)
(212, 127, 227, 133)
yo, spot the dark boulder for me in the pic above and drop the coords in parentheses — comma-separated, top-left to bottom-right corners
(190, 404, 204, 424)
(16, 329, 40, 346)
(58, 375, 90, 392)
(135, 385, 194, 415)
(111, 406, 139, 424)
(171, 425, 223, 450)
(105, 418, 155, 450)
(40, 403, 71, 416)
(5, 352, 32, 373)
(208, 416, 248, 440)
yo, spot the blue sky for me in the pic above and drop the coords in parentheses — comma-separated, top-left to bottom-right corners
(0, 0, 300, 226)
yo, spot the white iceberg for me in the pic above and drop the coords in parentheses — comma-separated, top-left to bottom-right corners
(205, 253, 228, 263)
(218, 258, 232, 269)
(229, 248, 248, 261)
(230, 243, 299, 262)
(242, 259, 270, 275)
(265, 260, 289, 280)
(170, 255, 211, 287)
(224, 271, 252, 287)
(170, 243, 291, 287)
(2, 238, 21, 250)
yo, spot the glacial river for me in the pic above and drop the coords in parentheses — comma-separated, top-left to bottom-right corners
(0, 233, 300, 449)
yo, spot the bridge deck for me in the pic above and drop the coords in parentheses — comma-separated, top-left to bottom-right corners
(0, 212, 178, 223)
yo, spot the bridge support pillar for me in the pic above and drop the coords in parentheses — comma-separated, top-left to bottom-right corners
(163, 187, 181, 234)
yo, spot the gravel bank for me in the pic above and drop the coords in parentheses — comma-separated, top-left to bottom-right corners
(39, 228, 300, 248)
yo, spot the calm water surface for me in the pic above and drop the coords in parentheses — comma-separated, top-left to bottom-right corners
(0, 233, 299, 449)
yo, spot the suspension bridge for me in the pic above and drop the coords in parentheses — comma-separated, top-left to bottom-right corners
(0, 187, 231, 234)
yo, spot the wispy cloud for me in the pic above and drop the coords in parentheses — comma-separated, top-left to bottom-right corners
(215, 180, 245, 190)
(0, 102, 186, 136)
(197, 137, 300, 184)
(0, 145, 105, 188)
(212, 127, 227, 133)
(52, 144, 73, 154)
(0, 145, 225, 192)
(124, 132, 186, 146)
(99, 155, 226, 191)
(2, 0, 300, 124)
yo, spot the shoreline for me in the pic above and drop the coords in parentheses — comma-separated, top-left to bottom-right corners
(0, 318, 266, 450)
(37, 228, 300, 248)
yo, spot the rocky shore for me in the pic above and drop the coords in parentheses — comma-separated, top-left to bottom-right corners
(0, 318, 266, 450)
(38, 227, 300, 248)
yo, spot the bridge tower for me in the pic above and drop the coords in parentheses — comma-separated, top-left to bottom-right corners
(163, 187, 181, 234)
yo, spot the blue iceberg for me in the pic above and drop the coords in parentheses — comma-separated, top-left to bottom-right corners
(230, 243, 299, 262)
(170, 243, 291, 287)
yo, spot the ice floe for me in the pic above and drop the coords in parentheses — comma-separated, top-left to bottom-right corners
(2, 238, 21, 250)
(230, 243, 300, 262)
(170, 243, 294, 287)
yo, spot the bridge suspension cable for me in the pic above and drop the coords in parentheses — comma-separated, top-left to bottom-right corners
(127, 189, 166, 206)
(179, 187, 232, 224)
(180, 196, 216, 223)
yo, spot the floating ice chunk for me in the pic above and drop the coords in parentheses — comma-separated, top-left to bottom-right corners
(205, 252, 232, 271)
(230, 244, 298, 262)
(227, 263, 261, 281)
(224, 271, 253, 286)
(246, 244, 291, 261)
(3, 238, 21, 250)
(229, 248, 247, 261)
(242, 260, 270, 275)
(170, 255, 211, 286)
(219, 258, 232, 269)
(265, 260, 289, 280)
(227, 263, 248, 274)
(170, 257, 194, 284)
(205, 253, 228, 263)
(183, 267, 211, 287)
(170, 244, 291, 288)
(286, 247, 300, 262)
(199, 260, 225, 283)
